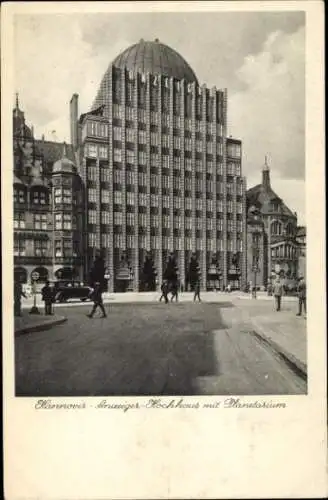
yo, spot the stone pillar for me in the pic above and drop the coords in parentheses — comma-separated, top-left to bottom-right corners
(133, 72, 139, 291)
(169, 78, 174, 255)
(107, 69, 114, 292)
(180, 80, 186, 289)
(201, 84, 207, 291)
(222, 89, 228, 288)
(146, 73, 151, 254)
(267, 215, 271, 284)
(241, 175, 247, 289)
(157, 76, 163, 285)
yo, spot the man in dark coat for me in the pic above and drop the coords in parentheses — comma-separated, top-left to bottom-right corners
(87, 282, 107, 318)
(159, 280, 169, 304)
(41, 281, 54, 315)
(14, 279, 27, 316)
(273, 277, 283, 311)
(296, 277, 306, 316)
(170, 280, 179, 302)
(193, 280, 201, 302)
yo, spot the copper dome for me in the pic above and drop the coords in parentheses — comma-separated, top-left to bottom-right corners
(91, 39, 198, 111)
(52, 144, 76, 175)
(112, 39, 197, 83)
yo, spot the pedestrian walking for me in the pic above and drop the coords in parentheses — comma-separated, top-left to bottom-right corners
(296, 276, 306, 317)
(159, 280, 169, 304)
(87, 282, 107, 318)
(170, 280, 179, 302)
(14, 279, 27, 316)
(41, 281, 54, 315)
(193, 281, 201, 302)
(273, 277, 283, 311)
(227, 283, 232, 293)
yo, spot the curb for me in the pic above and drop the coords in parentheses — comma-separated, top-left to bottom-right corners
(249, 320, 307, 379)
(15, 316, 67, 336)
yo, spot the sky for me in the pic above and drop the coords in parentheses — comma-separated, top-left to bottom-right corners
(14, 10, 305, 224)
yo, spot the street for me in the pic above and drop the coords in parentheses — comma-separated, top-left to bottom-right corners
(15, 300, 306, 396)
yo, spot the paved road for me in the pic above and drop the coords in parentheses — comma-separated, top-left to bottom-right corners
(15, 302, 306, 397)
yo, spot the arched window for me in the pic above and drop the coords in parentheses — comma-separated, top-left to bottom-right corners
(271, 220, 282, 236)
(285, 222, 294, 236)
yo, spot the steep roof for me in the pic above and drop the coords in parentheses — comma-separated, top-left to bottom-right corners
(35, 140, 75, 163)
(247, 183, 296, 218)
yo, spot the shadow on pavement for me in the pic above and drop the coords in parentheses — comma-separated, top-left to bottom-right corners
(15, 303, 227, 397)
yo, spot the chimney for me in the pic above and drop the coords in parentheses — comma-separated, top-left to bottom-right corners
(262, 155, 270, 190)
(70, 93, 79, 151)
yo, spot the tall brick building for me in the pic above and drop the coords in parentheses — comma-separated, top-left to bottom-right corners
(13, 39, 247, 291)
(73, 39, 247, 291)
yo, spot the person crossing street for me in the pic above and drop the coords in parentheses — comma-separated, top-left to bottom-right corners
(273, 277, 283, 311)
(296, 276, 306, 317)
(170, 280, 179, 302)
(87, 282, 107, 318)
(193, 280, 201, 302)
(159, 280, 169, 304)
(41, 281, 54, 315)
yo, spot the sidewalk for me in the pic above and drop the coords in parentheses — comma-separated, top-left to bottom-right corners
(242, 306, 307, 377)
(21, 290, 298, 308)
(14, 312, 67, 336)
(21, 291, 244, 309)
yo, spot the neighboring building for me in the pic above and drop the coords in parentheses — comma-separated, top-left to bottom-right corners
(246, 206, 266, 291)
(246, 158, 299, 288)
(72, 39, 247, 291)
(13, 95, 84, 286)
(295, 226, 306, 278)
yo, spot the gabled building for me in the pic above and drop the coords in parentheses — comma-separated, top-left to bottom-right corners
(246, 158, 300, 288)
(13, 96, 84, 286)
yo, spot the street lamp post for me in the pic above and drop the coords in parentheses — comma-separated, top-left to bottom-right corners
(29, 272, 40, 314)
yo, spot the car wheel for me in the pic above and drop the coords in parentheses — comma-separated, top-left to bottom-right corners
(58, 293, 66, 303)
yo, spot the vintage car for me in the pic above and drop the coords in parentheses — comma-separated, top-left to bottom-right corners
(50, 280, 92, 303)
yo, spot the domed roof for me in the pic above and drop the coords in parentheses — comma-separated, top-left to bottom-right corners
(92, 39, 198, 111)
(113, 39, 197, 83)
(52, 144, 76, 175)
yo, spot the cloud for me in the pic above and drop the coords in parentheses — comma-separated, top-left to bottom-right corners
(229, 26, 305, 182)
(14, 14, 127, 140)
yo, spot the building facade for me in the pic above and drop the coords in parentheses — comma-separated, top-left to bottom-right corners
(13, 96, 84, 287)
(13, 39, 247, 291)
(246, 159, 300, 288)
(72, 39, 247, 291)
(295, 226, 306, 279)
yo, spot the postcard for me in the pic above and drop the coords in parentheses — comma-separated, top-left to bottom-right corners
(2, 1, 326, 498)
